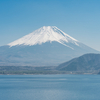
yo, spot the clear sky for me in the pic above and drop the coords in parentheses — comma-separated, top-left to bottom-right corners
(0, 0, 100, 51)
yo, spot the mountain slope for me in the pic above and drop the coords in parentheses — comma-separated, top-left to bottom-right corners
(0, 26, 99, 66)
(57, 53, 100, 71)
(8, 26, 79, 49)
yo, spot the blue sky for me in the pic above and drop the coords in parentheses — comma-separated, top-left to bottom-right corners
(0, 0, 100, 51)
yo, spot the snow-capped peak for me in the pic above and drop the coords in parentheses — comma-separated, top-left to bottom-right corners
(8, 26, 79, 49)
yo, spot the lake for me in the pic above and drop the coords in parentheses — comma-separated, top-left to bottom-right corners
(0, 75, 100, 100)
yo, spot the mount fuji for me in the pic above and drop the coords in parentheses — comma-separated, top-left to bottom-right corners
(0, 26, 98, 66)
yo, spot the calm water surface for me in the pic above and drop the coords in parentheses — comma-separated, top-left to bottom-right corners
(0, 75, 100, 100)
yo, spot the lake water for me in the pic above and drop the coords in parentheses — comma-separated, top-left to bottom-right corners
(0, 75, 100, 100)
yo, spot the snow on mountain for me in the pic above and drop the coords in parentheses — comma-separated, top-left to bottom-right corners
(0, 26, 98, 66)
(8, 26, 79, 49)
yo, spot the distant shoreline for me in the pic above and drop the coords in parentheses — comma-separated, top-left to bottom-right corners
(0, 66, 99, 75)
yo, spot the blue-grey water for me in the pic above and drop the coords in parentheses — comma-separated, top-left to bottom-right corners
(0, 75, 100, 100)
